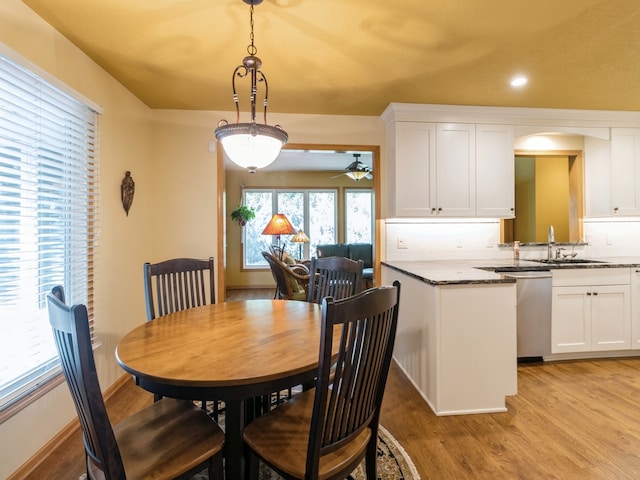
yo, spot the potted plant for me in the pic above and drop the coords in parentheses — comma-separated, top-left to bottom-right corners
(230, 205, 255, 227)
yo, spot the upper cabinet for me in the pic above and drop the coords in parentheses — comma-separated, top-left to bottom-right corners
(388, 121, 436, 217)
(385, 119, 513, 218)
(476, 124, 516, 218)
(382, 103, 640, 220)
(610, 128, 640, 216)
(436, 123, 476, 216)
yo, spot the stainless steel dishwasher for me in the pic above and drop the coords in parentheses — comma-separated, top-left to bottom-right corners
(502, 270, 552, 360)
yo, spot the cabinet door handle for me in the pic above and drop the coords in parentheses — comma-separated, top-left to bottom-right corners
(438, 207, 442, 212)
(587, 292, 592, 296)
(593, 292, 598, 296)
(614, 207, 619, 213)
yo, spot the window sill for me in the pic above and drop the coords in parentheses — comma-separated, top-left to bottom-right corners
(0, 372, 65, 425)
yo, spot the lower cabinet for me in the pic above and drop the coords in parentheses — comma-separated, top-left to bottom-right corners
(632, 268, 640, 348)
(552, 269, 631, 354)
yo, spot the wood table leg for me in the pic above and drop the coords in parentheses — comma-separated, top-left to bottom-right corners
(224, 399, 245, 480)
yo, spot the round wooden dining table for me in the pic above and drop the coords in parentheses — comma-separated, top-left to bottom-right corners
(116, 299, 332, 480)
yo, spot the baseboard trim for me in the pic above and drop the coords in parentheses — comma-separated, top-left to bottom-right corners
(8, 374, 132, 480)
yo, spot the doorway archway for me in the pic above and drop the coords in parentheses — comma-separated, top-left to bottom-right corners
(217, 143, 381, 299)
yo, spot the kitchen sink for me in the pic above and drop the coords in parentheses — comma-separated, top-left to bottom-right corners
(531, 258, 605, 264)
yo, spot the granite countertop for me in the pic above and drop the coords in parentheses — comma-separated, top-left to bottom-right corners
(382, 257, 640, 286)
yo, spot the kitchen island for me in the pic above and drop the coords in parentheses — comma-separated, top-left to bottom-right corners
(382, 261, 518, 416)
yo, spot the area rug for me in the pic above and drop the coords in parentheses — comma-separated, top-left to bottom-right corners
(191, 424, 420, 479)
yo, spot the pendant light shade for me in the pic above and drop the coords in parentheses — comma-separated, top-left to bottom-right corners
(215, 0, 288, 173)
(216, 122, 287, 173)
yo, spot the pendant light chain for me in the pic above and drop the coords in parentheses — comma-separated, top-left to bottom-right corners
(248, 2, 257, 56)
(214, 0, 288, 173)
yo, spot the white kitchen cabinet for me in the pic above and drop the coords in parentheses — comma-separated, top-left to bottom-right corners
(382, 265, 517, 415)
(476, 124, 515, 218)
(551, 269, 631, 354)
(610, 128, 640, 216)
(385, 120, 514, 218)
(435, 123, 476, 216)
(631, 268, 640, 349)
(584, 136, 612, 217)
(386, 121, 436, 217)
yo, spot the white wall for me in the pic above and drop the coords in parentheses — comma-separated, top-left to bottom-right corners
(385, 220, 505, 261)
(384, 219, 640, 262)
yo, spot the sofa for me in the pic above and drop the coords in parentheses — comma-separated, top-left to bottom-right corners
(315, 243, 373, 288)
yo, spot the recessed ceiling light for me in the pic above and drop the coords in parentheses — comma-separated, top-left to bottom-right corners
(510, 76, 528, 88)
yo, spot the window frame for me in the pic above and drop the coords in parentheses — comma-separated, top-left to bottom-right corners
(241, 188, 338, 268)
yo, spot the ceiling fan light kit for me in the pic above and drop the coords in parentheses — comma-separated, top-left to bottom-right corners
(332, 153, 372, 181)
(214, 0, 288, 174)
(345, 170, 369, 181)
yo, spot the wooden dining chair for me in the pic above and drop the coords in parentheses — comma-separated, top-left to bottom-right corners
(46, 293, 225, 480)
(51, 284, 66, 304)
(143, 257, 222, 415)
(143, 257, 215, 321)
(262, 251, 310, 301)
(243, 280, 401, 480)
(306, 255, 364, 304)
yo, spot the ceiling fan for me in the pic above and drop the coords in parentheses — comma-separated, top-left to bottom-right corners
(331, 153, 372, 181)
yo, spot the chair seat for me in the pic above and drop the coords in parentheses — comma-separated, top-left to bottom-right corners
(99, 398, 225, 480)
(290, 290, 308, 301)
(243, 390, 371, 480)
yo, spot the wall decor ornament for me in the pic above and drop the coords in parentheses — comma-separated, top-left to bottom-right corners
(121, 171, 135, 216)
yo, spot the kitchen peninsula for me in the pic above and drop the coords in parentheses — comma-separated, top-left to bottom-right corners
(383, 258, 640, 416)
(382, 260, 518, 416)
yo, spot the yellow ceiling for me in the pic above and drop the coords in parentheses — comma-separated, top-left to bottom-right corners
(22, 0, 640, 116)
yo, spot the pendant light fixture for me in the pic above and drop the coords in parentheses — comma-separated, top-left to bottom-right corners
(215, 0, 288, 173)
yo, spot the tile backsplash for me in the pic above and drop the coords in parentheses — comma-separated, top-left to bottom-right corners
(385, 218, 640, 261)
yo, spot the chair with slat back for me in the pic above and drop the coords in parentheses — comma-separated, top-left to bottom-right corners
(51, 284, 66, 304)
(143, 257, 215, 321)
(143, 257, 220, 415)
(46, 292, 225, 480)
(306, 255, 364, 304)
(243, 281, 401, 480)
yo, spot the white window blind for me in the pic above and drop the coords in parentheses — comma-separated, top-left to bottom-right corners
(0, 51, 99, 412)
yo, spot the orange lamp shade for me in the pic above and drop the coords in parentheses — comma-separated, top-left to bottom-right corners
(262, 214, 296, 236)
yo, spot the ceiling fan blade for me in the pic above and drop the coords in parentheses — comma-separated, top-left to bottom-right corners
(330, 173, 346, 178)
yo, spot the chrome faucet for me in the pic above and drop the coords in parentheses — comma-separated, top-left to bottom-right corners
(547, 225, 555, 260)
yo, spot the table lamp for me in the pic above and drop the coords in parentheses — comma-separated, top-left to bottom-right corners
(291, 229, 309, 260)
(262, 213, 296, 259)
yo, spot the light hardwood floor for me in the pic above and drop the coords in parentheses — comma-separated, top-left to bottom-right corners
(21, 289, 640, 479)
